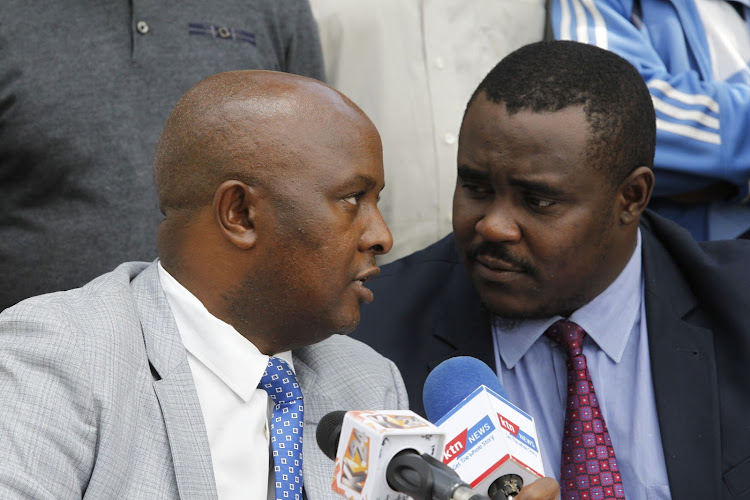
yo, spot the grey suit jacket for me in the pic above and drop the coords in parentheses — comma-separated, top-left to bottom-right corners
(0, 261, 408, 499)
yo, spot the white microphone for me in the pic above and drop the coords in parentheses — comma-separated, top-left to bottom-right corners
(316, 409, 491, 500)
(423, 357, 545, 500)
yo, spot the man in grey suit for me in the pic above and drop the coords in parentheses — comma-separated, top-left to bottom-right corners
(0, 71, 407, 499)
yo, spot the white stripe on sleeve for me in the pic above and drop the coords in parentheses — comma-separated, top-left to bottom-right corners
(656, 118, 721, 145)
(648, 79, 720, 113)
(573, 0, 590, 44)
(581, 0, 608, 49)
(651, 97, 720, 129)
(560, 0, 573, 41)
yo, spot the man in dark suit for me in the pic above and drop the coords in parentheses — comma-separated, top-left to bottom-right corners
(354, 41, 750, 500)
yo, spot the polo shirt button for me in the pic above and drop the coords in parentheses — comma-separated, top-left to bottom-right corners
(136, 20, 150, 34)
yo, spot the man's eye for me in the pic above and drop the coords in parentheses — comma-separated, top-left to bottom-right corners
(462, 182, 492, 198)
(344, 193, 363, 205)
(528, 197, 556, 208)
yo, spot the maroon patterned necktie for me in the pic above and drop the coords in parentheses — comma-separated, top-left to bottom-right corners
(545, 319, 626, 500)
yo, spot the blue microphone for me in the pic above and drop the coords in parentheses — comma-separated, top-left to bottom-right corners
(422, 356, 545, 500)
(423, 356, 509, 422)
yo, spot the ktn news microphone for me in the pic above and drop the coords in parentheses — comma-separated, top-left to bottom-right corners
(316, 409, 492, 500)
(423, 356, 545, 500)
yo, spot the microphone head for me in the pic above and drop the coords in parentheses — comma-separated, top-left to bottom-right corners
(422, 356, 508, 422)
(316, 410, 347, 460)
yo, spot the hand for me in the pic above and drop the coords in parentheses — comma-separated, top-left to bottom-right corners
(513, 477, 560, 500)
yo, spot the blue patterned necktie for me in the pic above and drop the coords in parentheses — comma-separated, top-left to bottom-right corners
(259, 356, 305, 500)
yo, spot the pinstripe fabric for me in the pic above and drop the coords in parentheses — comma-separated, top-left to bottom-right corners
(0, 261, 408, 499)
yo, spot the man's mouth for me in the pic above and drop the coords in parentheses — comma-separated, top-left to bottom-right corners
(475, 254, 525, 273)
(467, 240, 531, 276)
(352, 267, 379, 303)
(353, 266, 380, 285)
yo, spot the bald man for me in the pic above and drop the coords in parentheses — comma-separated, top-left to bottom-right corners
(0, 71, 406, 500)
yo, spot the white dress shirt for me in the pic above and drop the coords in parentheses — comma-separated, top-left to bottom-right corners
(311, 0, 546, 261)
(158, 262, 295, 500)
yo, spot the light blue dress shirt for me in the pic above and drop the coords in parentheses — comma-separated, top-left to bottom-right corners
(491, 230, 672, 499)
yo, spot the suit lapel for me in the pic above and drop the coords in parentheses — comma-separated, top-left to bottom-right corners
(152, 371, 218, 500)
(132, 263, 218, 500)
(293, 348, 340, 500)
(642, 228, 721, 499)
(432, 261, 494, 371)
(293, 354, 318, 395)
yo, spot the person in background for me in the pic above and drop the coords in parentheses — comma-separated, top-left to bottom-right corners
(353, 41, 750, 499)
(310, 0, 546, 261)
(0, 1, 325, 311)
(551, 0, 750, 240)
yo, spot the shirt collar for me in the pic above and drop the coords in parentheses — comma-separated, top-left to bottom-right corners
(494, 229, 643, 368)
(157, 261, 294, 402)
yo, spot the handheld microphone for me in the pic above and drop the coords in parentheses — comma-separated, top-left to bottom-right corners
(316, 409, 490, 500)
(423, 357, 545, 500)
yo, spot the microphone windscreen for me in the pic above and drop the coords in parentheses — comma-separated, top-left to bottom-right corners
(422, 356, 508, 422)
(316, 410, 347, 460)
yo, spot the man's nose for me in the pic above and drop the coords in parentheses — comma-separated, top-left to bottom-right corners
(362, 205, 393, 255)
(475, 201, 521, 243)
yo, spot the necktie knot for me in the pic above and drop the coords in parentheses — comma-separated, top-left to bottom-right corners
(260, 356, 303, 405)
(545, 319, 586, 359)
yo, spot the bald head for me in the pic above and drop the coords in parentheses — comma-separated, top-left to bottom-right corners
(151, 70, 391, 353)
(153, 70, 374, 216)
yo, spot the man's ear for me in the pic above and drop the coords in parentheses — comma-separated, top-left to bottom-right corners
(617, 166, 654, 225)
(213, 180, 257, 249)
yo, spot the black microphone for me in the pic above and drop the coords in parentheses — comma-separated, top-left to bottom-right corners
(316, 410, 490, 500)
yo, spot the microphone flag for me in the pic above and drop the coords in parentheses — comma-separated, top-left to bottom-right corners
(436, 385, 545, 496)
(330, 410, 446, 499)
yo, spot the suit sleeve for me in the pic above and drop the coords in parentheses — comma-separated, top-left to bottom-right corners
(0, 301, 95, 499)
(385, 358, 410, 411)
(550, 0, 750, 201)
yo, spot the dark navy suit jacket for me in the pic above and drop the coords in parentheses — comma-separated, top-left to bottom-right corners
(353, 210, 750, 499)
